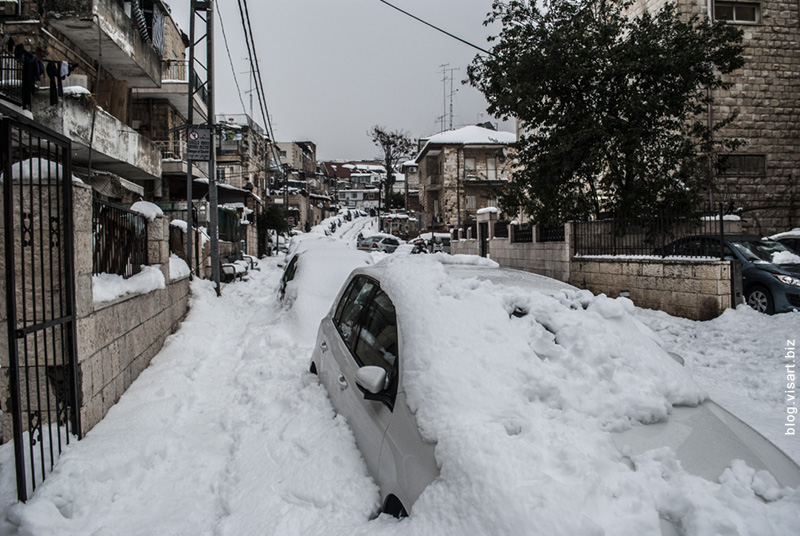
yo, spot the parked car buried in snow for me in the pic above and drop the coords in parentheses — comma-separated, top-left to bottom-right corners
(656, 234, 800, 314)
(309, 255, 800, 531)
(356, 234, 403, 253)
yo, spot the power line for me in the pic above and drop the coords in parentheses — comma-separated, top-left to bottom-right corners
(215, 4, 248, 115)
(377, 0, 494, 56)
(234, 0, 286, 183)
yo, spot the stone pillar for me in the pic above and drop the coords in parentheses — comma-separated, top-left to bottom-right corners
(147, 215, 170, 281)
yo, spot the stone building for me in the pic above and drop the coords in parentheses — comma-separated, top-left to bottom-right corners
(624, 0, 799, 235)
(414, 125, 516, 232)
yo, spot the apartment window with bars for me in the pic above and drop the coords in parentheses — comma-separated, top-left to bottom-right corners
(714, 2, 760, 23)
(466, 196, 477, 210)
(464, 157, 477, 174)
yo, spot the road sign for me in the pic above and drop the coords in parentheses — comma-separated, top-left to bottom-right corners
(187, 126, 212, 160)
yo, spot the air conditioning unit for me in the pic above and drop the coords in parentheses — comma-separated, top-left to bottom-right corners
(0, 1, 19, 17)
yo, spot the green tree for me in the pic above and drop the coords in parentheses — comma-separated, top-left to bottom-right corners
(467, 0, 744, 223)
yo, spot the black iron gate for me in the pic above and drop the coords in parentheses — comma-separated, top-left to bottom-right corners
(1, 113, 81, 502)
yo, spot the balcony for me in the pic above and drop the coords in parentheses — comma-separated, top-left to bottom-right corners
(153, 139, 209, 179)
(45, 0, 161, 88)
(426, 174, 442, 190)
(34, 92, 161, 182)
(132, 60, 208, 122)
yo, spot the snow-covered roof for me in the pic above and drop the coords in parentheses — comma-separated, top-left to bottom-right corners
(415, 125, 516, 162)
(770, 228, 800, 240)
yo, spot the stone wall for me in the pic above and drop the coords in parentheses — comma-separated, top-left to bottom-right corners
(72, 183, 190, 433)
(569, 258, 734, 320)
(451, 217, 734, 320)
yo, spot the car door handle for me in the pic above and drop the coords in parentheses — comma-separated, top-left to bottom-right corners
(319, 340, 328, 352)
(338, 374, 348, 390)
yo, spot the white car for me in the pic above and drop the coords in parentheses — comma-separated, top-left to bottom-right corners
(356, 234, 403, 253)
(310, 255, 800, 530)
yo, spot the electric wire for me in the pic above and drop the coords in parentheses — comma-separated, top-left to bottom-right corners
(215, 3, 248, 116)
(377, 0, 494, 56)
(233, 0, 286, 179)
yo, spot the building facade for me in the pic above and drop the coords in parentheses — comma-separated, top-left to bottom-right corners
(414, 125, 516, 232)
(624, 0, 799, 235)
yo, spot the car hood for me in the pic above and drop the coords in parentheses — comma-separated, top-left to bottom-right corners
(612, 400, 800, 489)
(751, 262, 800, 277)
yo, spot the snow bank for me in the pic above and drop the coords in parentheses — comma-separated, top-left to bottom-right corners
(169, 254, 190, 280)
(367, 255, 796, 535)
(92, 266, 165, 303)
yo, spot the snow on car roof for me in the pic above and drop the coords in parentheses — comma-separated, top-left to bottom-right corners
(341, 254, 795, 533)
(769, 228, 800, 240)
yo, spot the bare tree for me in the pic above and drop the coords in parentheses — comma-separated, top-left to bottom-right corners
(370, 126, 415, 220)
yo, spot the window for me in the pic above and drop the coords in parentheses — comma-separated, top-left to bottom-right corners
(718, 154, 766, 176)
(486, 157, 497, 180)
(466, 196, 477, 210)
(714, 2, 760, 23)
(367, 193, 375, 200)
(464, 157, 476, 174)
(334, 277, 377, 347)
(353, 289, 398, 378)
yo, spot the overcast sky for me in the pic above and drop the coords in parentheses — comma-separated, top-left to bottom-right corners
(166, 0, 515, 161)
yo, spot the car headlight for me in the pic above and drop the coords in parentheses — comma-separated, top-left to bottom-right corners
(772, 273, 800, 287)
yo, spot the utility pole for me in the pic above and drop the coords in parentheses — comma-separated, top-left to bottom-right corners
(207, 0, 220, 295)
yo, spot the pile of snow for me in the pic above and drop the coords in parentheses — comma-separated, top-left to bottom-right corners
(770, 228, 800, 240)
(365, 254, 795, 534)
(0, 157, 83, 184)
(63, 86, 91, 96)
(130, 201, 163, 222)
(281, 235, 372, 341)
(772, 250, 800, 264)
(169, 254, 190, 280)
(92, 265, 165, 303)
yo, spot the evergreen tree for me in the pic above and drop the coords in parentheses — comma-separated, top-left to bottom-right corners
(467, 0, 744, 223)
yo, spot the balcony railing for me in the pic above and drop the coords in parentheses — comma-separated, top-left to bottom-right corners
(163, 59, 188, 82)
(0, 52, 23, 106)
(155, 139, 187, 160)
(426, 174, 442, 186)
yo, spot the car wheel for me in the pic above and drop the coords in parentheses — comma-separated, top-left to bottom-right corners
(745, 285, 774, 314)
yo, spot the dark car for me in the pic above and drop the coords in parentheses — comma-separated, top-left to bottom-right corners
(771, 231, 800, 255)
(657, 235, 800, 314)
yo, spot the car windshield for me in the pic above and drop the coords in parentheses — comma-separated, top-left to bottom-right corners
(730, 239, 798, 264)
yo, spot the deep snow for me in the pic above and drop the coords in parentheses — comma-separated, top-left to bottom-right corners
(0, 215, 797, 535)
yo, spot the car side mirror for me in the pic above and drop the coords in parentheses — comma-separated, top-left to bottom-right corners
(355, 366, 386, 394)
(355, 366, 395, 411)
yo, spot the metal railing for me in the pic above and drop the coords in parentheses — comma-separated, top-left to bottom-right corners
(162, 59, 188, 81)
(538, 225, 565, 242)
(512, 227, 533, 243)
(573, 206, 732, 258)
(0, 52, 24, 106)
(154, 139, 187, 160)
(92, 200, 149, 278)
(494, 221, 509, 238)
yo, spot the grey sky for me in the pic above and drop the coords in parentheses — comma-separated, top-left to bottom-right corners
(166, 0, 513, 161)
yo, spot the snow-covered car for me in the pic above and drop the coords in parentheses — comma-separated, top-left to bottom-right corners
(309, 254, 800, 530)
(356, 234, 403, 253)
(770, 228, 800, 255)
(278, 236, 372, 340)
(656, 234, 800, 314)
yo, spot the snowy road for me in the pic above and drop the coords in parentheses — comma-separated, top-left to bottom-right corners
(0, 215, 797, 535)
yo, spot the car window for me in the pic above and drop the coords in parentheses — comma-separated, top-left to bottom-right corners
(334, 276, 377, 347)
(385, 238, 399, 246)
(353, 289, 398, 378)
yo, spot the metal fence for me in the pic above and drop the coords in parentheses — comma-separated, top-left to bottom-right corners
(512, 226, 533, 243)
(0, 52, 24, 106)
(218, 206, 242, 242)
(538, 225, 565, 242)
(92, 199, 149, 278)
(2, 112, 81, 501)
(573, 208, 731, 258)
(494, 221, 509, 238)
